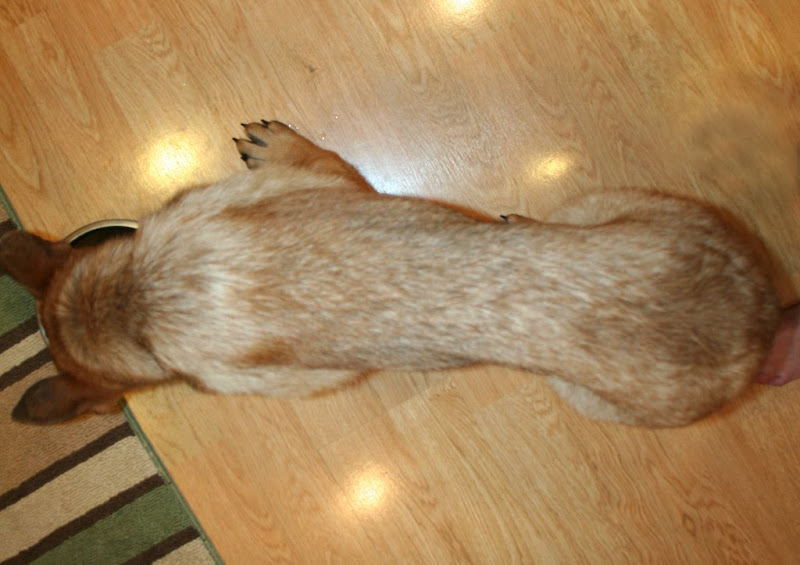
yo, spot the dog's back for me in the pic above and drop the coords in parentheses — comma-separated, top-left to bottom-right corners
(44, 173, 780, 426)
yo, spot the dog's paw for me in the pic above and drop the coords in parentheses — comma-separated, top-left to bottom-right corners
(233, 120, 300, 170)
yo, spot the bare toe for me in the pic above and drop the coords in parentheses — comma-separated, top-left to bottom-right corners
(757, 303, 800, 386)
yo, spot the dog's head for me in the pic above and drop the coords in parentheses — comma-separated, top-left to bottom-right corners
(0, 231, 138, 424)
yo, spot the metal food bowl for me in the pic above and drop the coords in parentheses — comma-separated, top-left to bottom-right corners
(67, 219, 139, 248)
(38, 219, 139, 344)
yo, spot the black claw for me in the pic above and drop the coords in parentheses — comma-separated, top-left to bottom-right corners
(233, 137, 239, 142)
(240, 154, 249, 161)
(261, 119, 270, 126)
(241, 123, 248, 128)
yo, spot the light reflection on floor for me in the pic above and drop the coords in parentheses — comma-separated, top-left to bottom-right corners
(144, 132, 202, 187)
(351, 464, 391, 515)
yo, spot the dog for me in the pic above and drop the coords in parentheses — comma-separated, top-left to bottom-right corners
(2, 120, 797, 428)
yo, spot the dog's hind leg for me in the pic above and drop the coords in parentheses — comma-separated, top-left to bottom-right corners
(186, 366, 364, 397)
(234, 120, 369, 186)
(545, 376, 639, 426)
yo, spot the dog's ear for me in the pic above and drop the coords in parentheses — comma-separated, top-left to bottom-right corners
(0, 231, 72, 299)
(11, 375, 123, 424)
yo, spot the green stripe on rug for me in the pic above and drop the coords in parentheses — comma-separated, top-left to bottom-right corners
(0, 188, 21, 226)
(0, 276, 35, 335)
(0, 199, 34, 334)
(31, 484, 195, 565)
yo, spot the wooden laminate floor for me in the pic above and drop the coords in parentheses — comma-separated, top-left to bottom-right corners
(2, 1, 799, 562)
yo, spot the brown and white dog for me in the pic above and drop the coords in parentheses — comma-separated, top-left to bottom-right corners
(1, 121, 797, 427)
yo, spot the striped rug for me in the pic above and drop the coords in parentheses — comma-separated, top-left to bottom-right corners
(0, 200, 218, 564)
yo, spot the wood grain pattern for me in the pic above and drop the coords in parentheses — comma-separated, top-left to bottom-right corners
(1, 0, 799, 562)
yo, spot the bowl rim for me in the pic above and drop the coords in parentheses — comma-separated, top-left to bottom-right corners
(65, 219, 139, 243)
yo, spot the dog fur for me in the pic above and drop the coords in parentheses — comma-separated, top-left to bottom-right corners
(1, 121, 785, 427)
